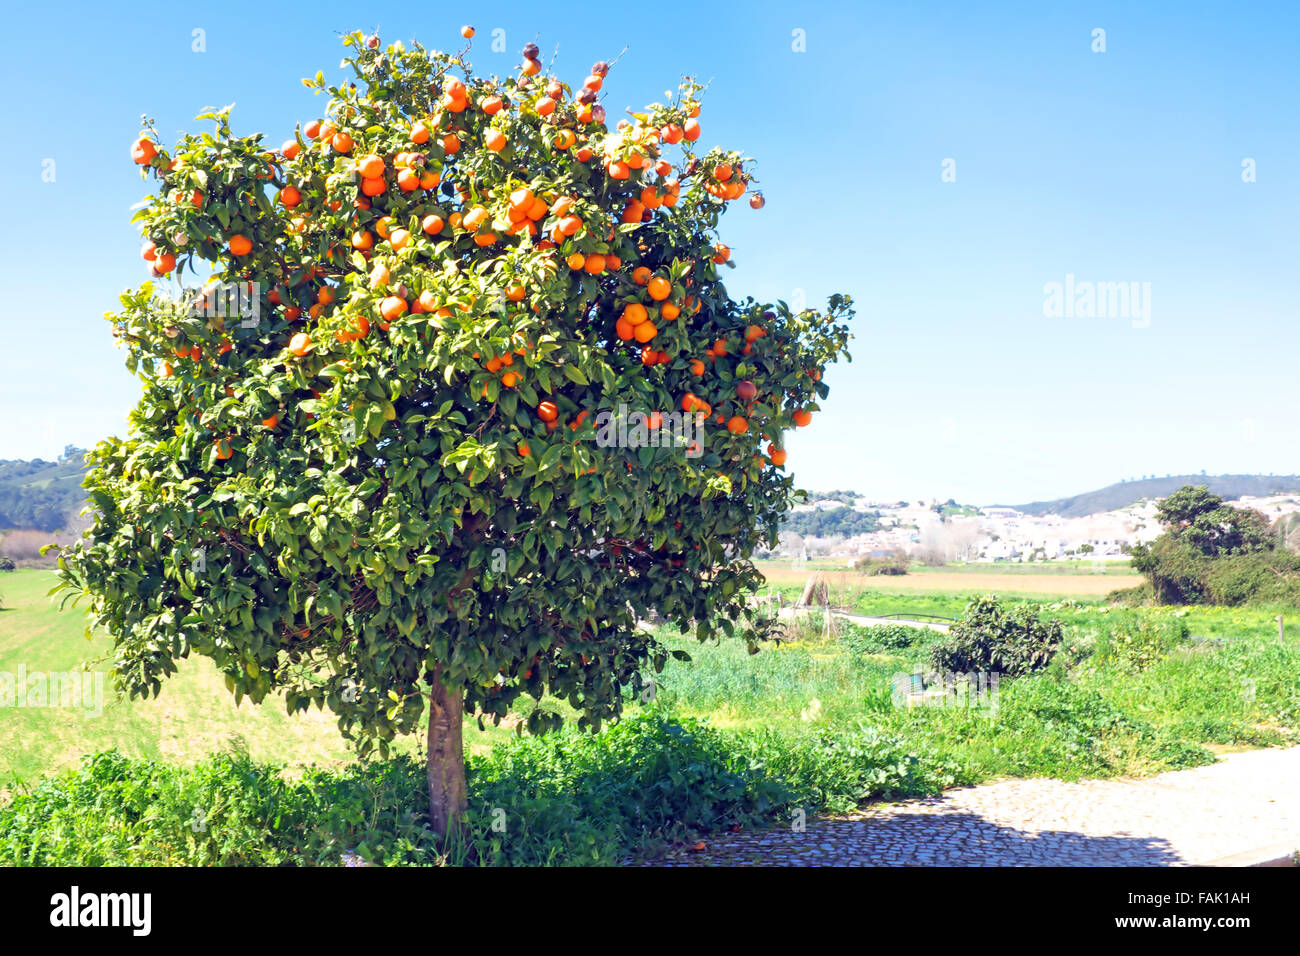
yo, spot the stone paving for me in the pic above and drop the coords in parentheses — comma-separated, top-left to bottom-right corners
(645, 745, 1300, 866)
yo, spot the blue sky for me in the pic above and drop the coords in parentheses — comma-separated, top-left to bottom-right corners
(1, 1, 1296, 503)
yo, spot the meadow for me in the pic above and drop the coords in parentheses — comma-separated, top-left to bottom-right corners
(1, 563, 1297, 865)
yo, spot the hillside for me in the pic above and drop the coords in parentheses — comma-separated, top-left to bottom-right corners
(0, 448, 90, 532)
(1007, 474, 1300, 519)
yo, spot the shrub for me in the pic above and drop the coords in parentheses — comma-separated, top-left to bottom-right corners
(0, 555, 14, 572)
(840, 621, 930, 653)
(1096, 615, 1189, 671)
(929, 595, 1063, 678)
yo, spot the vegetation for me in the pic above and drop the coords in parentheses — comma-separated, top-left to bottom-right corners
(0, 449, 89, 532)
(928, 595, 1064, 677)
(853, 551, 908, 575)
(782, 506, 879, 537)
(1129, 485, 1300, 606)
(52, 27, 853, 838)
(3, 567, 1298, 865)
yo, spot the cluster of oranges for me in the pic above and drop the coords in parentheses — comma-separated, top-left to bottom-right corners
(125, 27, 824, 476)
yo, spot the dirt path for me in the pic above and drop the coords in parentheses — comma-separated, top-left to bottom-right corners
(646, 745, 1300, 867)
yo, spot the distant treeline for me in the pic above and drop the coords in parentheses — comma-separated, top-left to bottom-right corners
(781, 506, 880, 537)
(0, 449, 89, 532)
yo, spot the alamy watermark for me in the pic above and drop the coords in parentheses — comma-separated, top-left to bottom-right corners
(593, 404, 707, 458)
(157, 281, 262, 328)
(891, 669, 999, 712)
(1, 664, 104, 717)
(1043, 274, 1151, 328)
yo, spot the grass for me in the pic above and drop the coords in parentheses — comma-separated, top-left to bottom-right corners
(2, 564, 1298, 865)
(0, 570, 512, 788)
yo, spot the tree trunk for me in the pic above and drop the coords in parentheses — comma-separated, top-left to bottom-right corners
(426, 670, 466, 843)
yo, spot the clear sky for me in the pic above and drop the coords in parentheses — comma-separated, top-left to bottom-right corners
(1, 1, 1296, 504)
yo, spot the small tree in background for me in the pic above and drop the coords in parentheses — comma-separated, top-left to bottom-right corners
(56, 28, 853, 839)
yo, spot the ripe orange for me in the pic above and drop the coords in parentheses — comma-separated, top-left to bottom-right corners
(485, 129, 507, 151)
(537, 401, 558, 422)
(131, 137, 157, 164)
(566, 252, 586, 270)
(461, 25, 475, 38)
(647, 276, 671, 301)
(262, 414, 279, 429)
(380, 296, 408, 322)
(422, 214, 445, 235)
(288, 332, 313, 356)
(154, 251, 176, 274)
(389, 228, 411, 251)
(228, 235, 252, 256)
(517, 441, 530, 456)
(689, 359, 705, 376)
(361, 176, 386, 196)
(331, 132, 354, 153)
(623, 303, 648, 325)
(506, 284, 526, 302)
(633, 321, 658, 343)
(351, 230, 373, 250)
(583, 254, 606, 275)
(501, 370, 521, 387)
(726, 415, 749, 434)
(767, 444, 787, 466)
(443, 133, 461, 154)
(684, 118, 701, 141)
(632, 266, 651, 286)
(712, 243, 730, 264)
(304, 119, 322, 139)
(660, 302, 680, 321)
(793, 409, 812, 427)
(278, 186, 301, 207)
(357, 154, 385, 178)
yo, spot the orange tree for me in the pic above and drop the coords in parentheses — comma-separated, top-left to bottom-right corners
(57, 29, 853, 839)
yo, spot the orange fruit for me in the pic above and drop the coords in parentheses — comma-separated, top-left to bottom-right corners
(712, 243, 730, 264)
(485, 129, 506, 151)
(361, 176, 387, 196)
(537, 401, 558, 422)
(793, 409, 812, 427)
(623, 303, 648, 326)
(461, 25, 475, 38)
(130, 137, 157, 164)
(726, 415, 749, 434)
(633, 322, 658, 343)
(583, 254, 606, 275)
(660, 302, 680, 320)
(647, 276, 671, 301)
(422, 214, 445, 235)
(380, 296, 408, 322)
(357, 154, 385, 178)
(389, 228, 411, 251)
(351, 230, 373, 250)
(288, 332, 313, 355)
(278, 186, 301, 207)
(632, 266, 651, 286)
(228, 235, 252, 256)
(331, 132, 354, 153)
(767, 445, 786, 466)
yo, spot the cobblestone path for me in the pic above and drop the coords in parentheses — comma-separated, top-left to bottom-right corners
(646, 745, 1300, 866)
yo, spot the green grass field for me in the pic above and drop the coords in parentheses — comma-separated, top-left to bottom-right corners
(3, 562, 1299, 864)
(0, 570, 515, 788)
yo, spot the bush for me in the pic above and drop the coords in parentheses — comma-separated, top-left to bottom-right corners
(854, 552, 908, 576)
(929, 595, 1064, 678)
(840, 621, 931, 653)
(1096, 615, 1189, 671)
(0, 555, 14, 571)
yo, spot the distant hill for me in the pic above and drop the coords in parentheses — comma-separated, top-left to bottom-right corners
(1006, 474, 1300, 518)
(0, 448, 90, 532)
